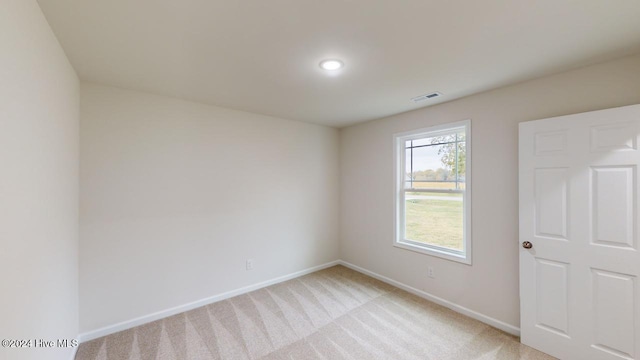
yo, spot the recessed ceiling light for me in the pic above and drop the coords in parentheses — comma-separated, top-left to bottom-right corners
(319, 59, 344, 71)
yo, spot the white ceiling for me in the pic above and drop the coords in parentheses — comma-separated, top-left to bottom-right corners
(37, 0, 640, 127)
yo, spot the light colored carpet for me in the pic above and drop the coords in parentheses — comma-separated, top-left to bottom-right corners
(75, 265, 555, 360)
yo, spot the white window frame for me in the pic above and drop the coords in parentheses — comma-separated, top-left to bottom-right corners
(393, 119, 472, 264)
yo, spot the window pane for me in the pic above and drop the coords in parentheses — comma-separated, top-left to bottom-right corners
(413, 181, 457, 190)
(404, 148, 412, 188)
(411, 137, 432, 147)
(411, 144, 456, 189)
(405, 191, 463, 250)
(406, 133, 466, 190)
(411, 143, 445, 172)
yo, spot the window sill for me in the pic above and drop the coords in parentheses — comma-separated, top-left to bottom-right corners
(394, 240, 472, 265)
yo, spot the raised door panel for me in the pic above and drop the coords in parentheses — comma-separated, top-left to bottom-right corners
(591, 123, 637, 153)
(591, 167, 636, 249)
(535, 130, 568, 156)
(535, 259, 570, 337)
(535, 168, 569, 240)
(591, 269, 636, 359)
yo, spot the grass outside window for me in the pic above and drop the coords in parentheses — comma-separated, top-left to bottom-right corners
(404, 192, 463, 251)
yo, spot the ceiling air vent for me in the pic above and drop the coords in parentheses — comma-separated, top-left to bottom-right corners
(411, 92, 442, 103)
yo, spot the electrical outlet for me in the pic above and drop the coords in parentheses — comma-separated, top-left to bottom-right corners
(427, 266, 435, 278)
(246, 259, 254, 270)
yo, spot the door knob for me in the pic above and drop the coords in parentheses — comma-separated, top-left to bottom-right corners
(522, 241, 533, 249)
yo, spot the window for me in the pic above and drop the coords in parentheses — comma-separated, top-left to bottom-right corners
(394, 120, 471, 264)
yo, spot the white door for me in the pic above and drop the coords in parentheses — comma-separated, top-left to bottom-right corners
(519, 104, 640, 360)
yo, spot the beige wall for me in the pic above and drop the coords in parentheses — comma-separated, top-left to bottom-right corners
(79, 83, 340, 333)
(339, 53, 640, 329)
(0, 1, 80, 359)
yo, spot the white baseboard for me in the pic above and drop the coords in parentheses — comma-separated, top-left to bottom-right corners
(68, 345, 78, 360)
(78, 259, 519, 343)
(337, 260, 521, 337)
(79, 260, 340, 342)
